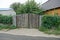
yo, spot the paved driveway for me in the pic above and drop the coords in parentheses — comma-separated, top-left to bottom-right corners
(0, 33, 60, 40)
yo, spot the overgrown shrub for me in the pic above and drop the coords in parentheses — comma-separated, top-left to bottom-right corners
(42, 15, 60, 29)
(0, 15, 12, 24)
(10, 0, 43, 15)
(9, 25, 17, 29)
(0, 24, 16, 30)
(39, 26, 60, 35)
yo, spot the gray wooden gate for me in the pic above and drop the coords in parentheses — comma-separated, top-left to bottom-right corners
(16, 14, 39, 28)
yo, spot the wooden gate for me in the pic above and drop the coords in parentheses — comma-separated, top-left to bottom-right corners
(28, 14, 39, 28)
(16, 14, 39, 28)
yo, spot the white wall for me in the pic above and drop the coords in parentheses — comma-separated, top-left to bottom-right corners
(0, 10, 16, 16)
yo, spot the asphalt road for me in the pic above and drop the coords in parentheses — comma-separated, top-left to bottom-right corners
(0, 33, 60, 40)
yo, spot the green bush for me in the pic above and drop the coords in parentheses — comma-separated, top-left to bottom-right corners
(42, 15, 60, 29)
(0, 15, 12, 24)
(39, 26, 49, 32)
(39, 26, 60, 35)
(0, 24, 16, 30)
(39, 15, 60, 35)
(10, 0, 43, 15)
(9, 25, 17, 29)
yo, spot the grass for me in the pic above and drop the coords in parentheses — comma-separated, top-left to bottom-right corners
(39, 26, 60, 35)
(0, 24, 17, 30)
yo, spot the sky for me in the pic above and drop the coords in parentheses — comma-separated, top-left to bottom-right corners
(0, 0, 48, 8)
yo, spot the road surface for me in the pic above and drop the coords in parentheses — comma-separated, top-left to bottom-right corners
(0, 33, 60, 40)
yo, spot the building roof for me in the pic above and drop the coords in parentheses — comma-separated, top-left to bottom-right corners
(0, 8, 13, 11)
(41, 0, 60, 11)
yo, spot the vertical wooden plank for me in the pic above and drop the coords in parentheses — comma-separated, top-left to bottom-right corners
(28, 14, 39, 28)
(16, 14, 39, 28)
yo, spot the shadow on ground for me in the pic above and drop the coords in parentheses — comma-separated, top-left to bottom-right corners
(0, 33, 60, 40)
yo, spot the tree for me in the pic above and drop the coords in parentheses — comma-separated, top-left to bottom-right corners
(25, 0, 43, 14)
(10, 2, 21, 14)
(10, 2, 26, 14)
(10, 0, 43, 15)
(10, 2, 20, 11)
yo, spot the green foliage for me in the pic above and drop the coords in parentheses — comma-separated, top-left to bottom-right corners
(9, 25, 17, 29)
(0, 25, 8, 30)
(0, 24, 17, 30)
(10, 2, 22, 14)
(0, 14, 12, 24)
(39, 26, 49, 32)
(10, 0, 43, 15)
(39, 26, 60, 35)
(10, 3, 20, 12)
(39, 14, 60, 35)
(42, 15, 60, 29)
(24, 0, 43, 14)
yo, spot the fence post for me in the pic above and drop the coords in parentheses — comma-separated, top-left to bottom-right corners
(13, 15, 16, 26)
(39, 15, 43, 27)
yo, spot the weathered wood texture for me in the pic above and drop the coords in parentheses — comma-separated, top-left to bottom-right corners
(13, 14, 40, 28)
(16, 14, 28, 28)
(28, 14, 39, 28)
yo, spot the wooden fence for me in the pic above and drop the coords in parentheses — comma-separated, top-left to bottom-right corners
(13, 14, 42, 28)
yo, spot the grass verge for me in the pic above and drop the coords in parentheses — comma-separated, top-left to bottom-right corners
(39, 26, 60, 35)
(0, 24, 17, 30)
